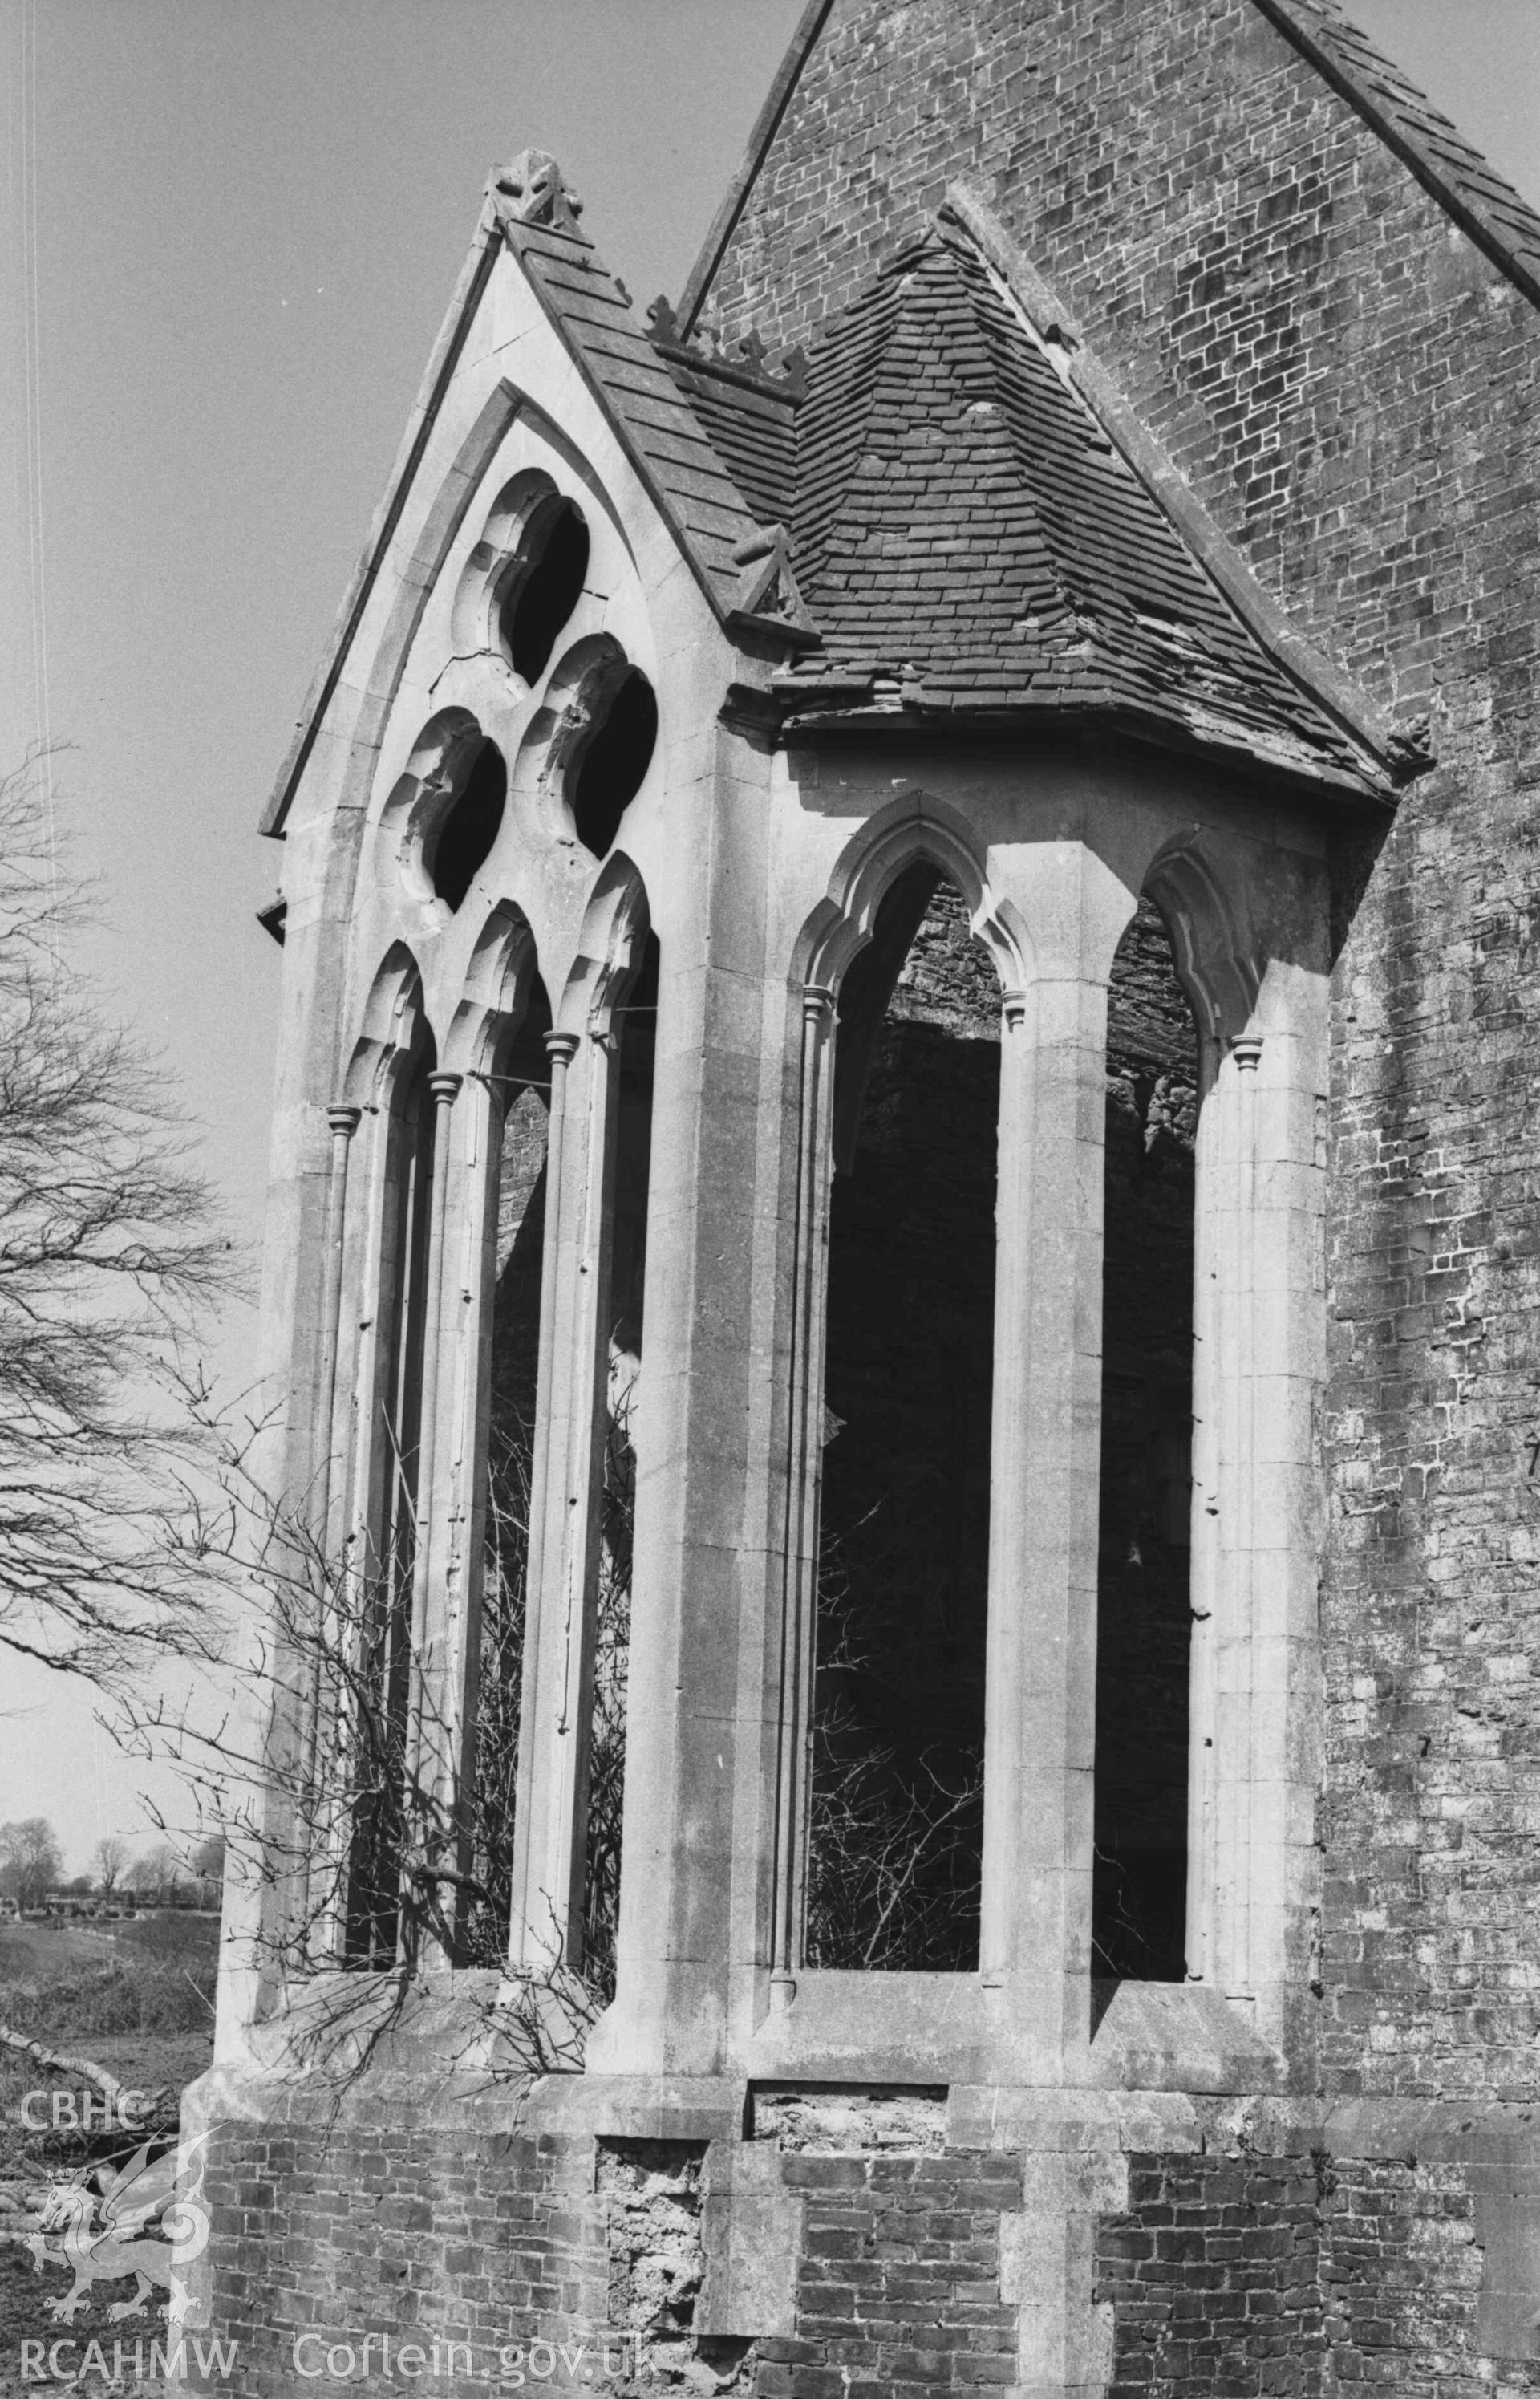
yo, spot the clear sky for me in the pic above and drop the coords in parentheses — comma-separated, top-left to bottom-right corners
(1, 0, 1537, 1874)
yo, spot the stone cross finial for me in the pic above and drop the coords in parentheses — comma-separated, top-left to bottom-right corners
(495, 149, 585, 234)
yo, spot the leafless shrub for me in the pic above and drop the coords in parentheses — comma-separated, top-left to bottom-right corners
(805, 1520, 983, 1971)
(123, 1362, 637, 2084)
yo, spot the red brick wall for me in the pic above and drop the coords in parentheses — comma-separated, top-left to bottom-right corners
(756, 2149, 1023, 2399)
(1095, 2142, 1498, 2399)
(704, 0, 1540, 2103)
(204, 2123, 1023, 2399)
(205, 2116, 607, 2398)
(1096, 2149, 1325, 2397)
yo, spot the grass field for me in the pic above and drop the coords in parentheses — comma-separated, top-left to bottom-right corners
(0, 1912, 219, 2378)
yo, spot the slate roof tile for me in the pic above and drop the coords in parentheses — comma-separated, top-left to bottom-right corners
(763, 221, 1379, 790)
(504, 173, 1393, 795)
(502, 213, 762, 614)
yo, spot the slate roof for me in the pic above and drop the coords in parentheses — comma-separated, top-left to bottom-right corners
(736, 219, 1384, 792)
(499, 209, 762, 615)
(504, 195, 1391, 792)
(649, 327, 800, 533)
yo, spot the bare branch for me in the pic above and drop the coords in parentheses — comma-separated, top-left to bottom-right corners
(0, 754, 241, 1691)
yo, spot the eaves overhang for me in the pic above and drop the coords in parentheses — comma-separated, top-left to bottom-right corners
(756, 690, 1400, 818)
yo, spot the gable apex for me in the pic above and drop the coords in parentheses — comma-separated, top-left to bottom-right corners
(262, 151, 780, 842)
(680, 0, 1540, 331)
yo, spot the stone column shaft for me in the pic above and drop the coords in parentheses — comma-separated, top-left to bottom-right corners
(407, 1071, 463, 1722)
(299, 1102, 360, 1946)
(980, 966, 1112, 2065)
(771, 986, 835, 1987)
(508, 1028, 619, 1973)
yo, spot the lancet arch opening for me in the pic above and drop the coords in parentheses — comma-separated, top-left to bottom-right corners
(346, 1013, 440, 1967)
(806, 861, 999, 1971)
(460, 969, 554, 1966)
(1092, 891, 1199, 1987)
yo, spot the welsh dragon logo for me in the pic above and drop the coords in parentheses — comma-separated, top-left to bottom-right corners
(25, 2134, 209, 2327)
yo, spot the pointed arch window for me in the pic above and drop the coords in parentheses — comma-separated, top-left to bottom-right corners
(767, 806, 1328, 2072)
(346, 1025, 440, 1967)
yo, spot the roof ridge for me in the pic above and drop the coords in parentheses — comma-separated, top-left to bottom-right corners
(799, 235, 1072, 653)
(774, 194, 1404, 795)
(791, 258, 910, 595)
(942, 182, 1420, 786)
(921, 229, 1082, 638)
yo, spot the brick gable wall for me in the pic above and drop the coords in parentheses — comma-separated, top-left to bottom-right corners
(703, 0, 1540, 2107)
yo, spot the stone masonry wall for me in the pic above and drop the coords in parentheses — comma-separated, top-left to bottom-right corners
(703, 0, 1540, 2104)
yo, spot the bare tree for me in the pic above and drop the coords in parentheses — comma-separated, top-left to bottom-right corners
(0, 1816, 63, 1910)
(126, 1841, 180, 1897)
(92, 1833, 130, 1898)
(0, 752, 235, 1691)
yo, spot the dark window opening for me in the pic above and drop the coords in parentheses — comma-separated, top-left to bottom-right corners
(347, 1032, 438, 1967)
(500, 497, 590, 684)
(581, 932, 657, 2001)
(1092, 895, 1198, 1989)
(808, 869, 996, 1971)
(570, 669, 657, 860)
(428, 737, 506, 912)
(460, 977, 553, 1967)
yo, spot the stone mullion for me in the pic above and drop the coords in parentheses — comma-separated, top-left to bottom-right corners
(1184, 1031, 1225, 1995)
(508, 1028, 619, 1975)
(419, 1066, 504, 1963)
(1205, 1037, 1264, 2020)
(298, 1102, 361, 1952)
(771, 984, 835, 1990)
(981, 949, 1113, 2073)
(1249, 1021, 1327, 2048)
(311, 1090, 397, 1964)
(591, 957, 764, 2078)
(404, 1072, 463, 1753)
(397, 1069, 461, 1963)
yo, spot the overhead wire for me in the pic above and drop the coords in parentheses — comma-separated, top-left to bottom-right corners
(18, 0, 59, 959)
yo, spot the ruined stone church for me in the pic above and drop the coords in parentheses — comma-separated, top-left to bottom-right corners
(197, 0, 1540, 2389)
